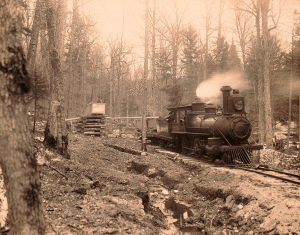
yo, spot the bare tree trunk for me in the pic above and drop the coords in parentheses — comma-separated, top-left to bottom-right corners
(45, 0, 69, 156)
(109, 56, 114, 118)
(57, 0, 68, 61)
(217, 0, 225, 48)
(254, 0, 265, 145)
(66, 0, 78, 118)
(33, 86, 37, 132)
(233, 1, 252, 70)
(261, 0, 273, 148)
(151, 0, 157, 116)
(204, 1, 213, 80)
(142, 0, 149, 151)
(27, 0, 43, 74)
(0, 1, 45, 233)
(82, 41, 87, 116)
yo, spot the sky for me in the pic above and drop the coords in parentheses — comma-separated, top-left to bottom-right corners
(80, 0, 300, 56)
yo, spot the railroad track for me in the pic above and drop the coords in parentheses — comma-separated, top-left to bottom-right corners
(234, 166, 300, 186)
(105, 142, 300, 187)
(154, 146, 300, 186)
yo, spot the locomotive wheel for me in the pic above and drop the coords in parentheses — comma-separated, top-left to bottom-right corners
(209, 154, 216, 162)
(181, 136, 188, 154)
(159, 139, 168, 148)
(173, 135, 181, 150)
(194, 138, 203, 158)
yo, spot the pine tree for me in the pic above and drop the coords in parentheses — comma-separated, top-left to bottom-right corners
(213, 36, 229, 73)
(182, 25, 200, 81)
(228, 39, 242, 71)
(181, 25, 201, 104)
(162, 83, 183, 108)
(27, 67, 50, 132)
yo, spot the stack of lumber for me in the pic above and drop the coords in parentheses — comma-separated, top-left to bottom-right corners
(74, 118, 84, 133)
(82, 114, 106, 136)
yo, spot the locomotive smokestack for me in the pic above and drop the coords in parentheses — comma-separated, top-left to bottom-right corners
(220, 86, 232, 115)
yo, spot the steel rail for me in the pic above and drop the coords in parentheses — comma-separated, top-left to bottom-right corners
(235, 166, 300, 186)
(256, 166, 300, 179)
(150, 143, 300, 186)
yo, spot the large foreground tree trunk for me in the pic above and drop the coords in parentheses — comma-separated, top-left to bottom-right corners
(0, 1, 45, 233)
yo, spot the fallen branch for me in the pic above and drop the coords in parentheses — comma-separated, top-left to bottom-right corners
(154, 149, 179, 160)
(49, 222, 60, 235)
(210, 213, 217, 228)
(103, 143, 150, 156)
(45, 164, 68, 181)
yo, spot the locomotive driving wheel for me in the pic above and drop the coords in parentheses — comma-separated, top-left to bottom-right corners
(209, 154, 216, 162)
(173, 135, 181, 150)
(194, 138, 203, 158)
(181, 136, 188, 154)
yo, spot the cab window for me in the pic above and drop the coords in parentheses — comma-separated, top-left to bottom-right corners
(174, 111, 177, 122)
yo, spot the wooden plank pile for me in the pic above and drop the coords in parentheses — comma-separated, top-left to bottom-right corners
(73, 103, 107, 136)
(83, 114, 106, 136)
(74, 118, 84, 133)
(74, 114, 106, 136)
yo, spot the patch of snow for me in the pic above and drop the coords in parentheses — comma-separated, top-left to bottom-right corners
(0, 173, 8, 227)
(34, 136, 44, 142)
(162, 190, 169, 195)
(37, 153, 47, 165)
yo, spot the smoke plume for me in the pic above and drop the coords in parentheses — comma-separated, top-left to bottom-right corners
(196, 71, 248, 106)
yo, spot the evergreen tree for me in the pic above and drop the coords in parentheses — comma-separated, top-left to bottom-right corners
(27, 67, 50, 132)
(181, 25, 200, 82)
(228, 39, 242, 71)
(213, 36, 229, 73)
(156, 47, 172, 86)
(162, 83, 183, 108)
(181, 25, 201, 104)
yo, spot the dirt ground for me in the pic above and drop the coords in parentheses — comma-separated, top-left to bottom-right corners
(1, 132, 300, 235)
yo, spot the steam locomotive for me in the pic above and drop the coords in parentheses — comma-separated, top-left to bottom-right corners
(147, 86, 263, 165)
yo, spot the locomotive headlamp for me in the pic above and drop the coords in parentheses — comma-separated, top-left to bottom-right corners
(234, 99, 244, 110)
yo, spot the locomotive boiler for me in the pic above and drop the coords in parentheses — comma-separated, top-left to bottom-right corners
(147, 86, 262, 165)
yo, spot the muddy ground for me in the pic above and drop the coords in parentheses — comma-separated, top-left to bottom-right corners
(1, 132, 300, 235)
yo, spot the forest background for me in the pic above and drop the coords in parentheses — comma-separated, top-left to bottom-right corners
(24, 0, 300, 148)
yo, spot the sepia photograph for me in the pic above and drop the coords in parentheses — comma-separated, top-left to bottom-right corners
(1, 0, 300, 234)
